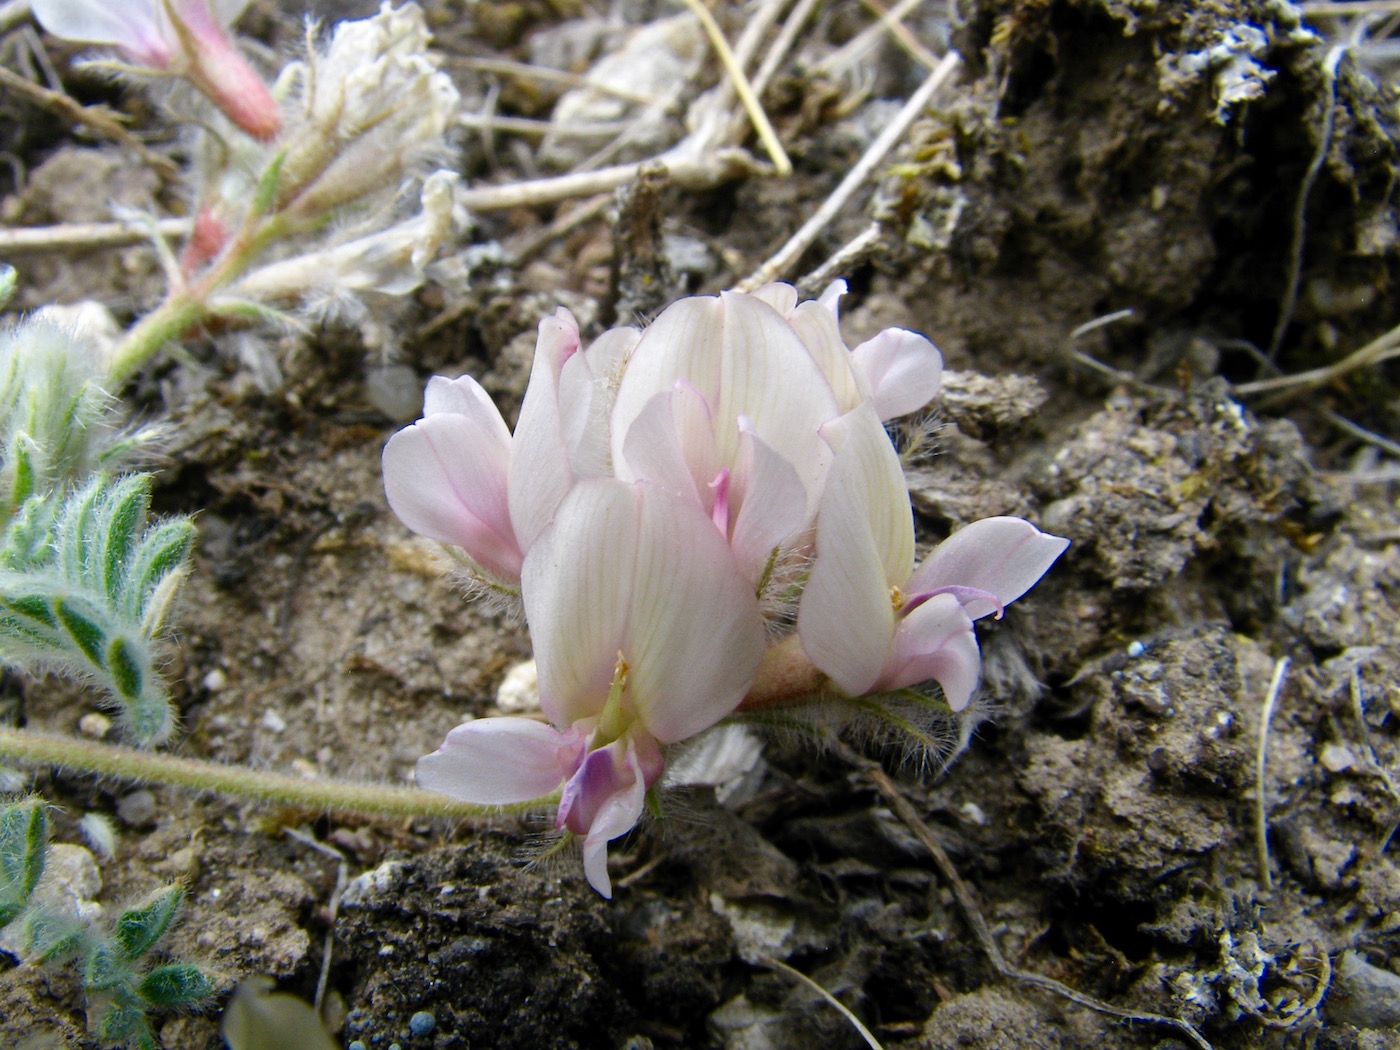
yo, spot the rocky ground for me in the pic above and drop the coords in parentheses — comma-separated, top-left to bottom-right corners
(2, 0, 1399, 1048)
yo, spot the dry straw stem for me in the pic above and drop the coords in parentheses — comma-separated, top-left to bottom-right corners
(457, 149, 761, 211)
(0, 66, 179, 179)
(760, 955, 887, 1050)
(1233, 318, 1400, 402)
(1299, 1, 1400, 14)
(1254, 656, 1291, 892)
(450, 55, 669, 108)
(678, 0, 792, 175)
(0, 726, 527, 821)
(859, 0, 942, 70)
(840, 743, 1218, 1050)
(735, 51, 962, 292)
(815, 0, 932, 77)
(0, 0, 31, 34)
(0, 215, 192, 252)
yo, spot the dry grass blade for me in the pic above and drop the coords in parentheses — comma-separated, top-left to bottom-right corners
(836, 742, 1217, 1050)
(678, 0, 792, 175)
(759, 955, 887, 1050)
(0, 65, 178, 179)
(859, 0, 942, 70)
(736, 51, 961, 292)
(1233, 318, 1400, 400)
(1254, 656, 1291, 892)
(0, 215, 192, 252)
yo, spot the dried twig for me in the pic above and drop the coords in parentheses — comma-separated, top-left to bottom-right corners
(838, 742, 1217, 1050)
(735, 52, 961, 292)
(0, 215, 192, 252)
(859, 0, 943, 70)
(1255, 656, 1291, 892)
(457, 149, 762, 212)
(448, 55, 668, 108)
(1267, 46, 1345, 361)
(1233, 318, 1400, 400)
(0, 0, 31, 34)
(760, 955, 887, 1050)
(678, 0, 792, 175)
(0, 65, 179, 178)
(796, 222, 883, 296)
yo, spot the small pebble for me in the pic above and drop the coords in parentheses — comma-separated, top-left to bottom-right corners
(202, 667, 228, 692)
(409, 1011, 436, 1036)
(78, 712, 112, 739)
(1320, 743, 1356, 774)
(349, 1044, 367, 1050)
(1126, 640, 1146, 658)
(116, 789, 157, 828)
(260, 709, 287, 734)
(496, 659, 540, 713)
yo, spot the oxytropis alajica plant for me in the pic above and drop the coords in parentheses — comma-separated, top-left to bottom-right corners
(29, 1, 463, 384)
(2, 797, 210, 1049)
(385, 281, 1070, 897)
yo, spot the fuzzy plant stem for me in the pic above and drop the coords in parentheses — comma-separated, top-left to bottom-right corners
(106, 211, 287, 384)
(0, 727, 524, 821)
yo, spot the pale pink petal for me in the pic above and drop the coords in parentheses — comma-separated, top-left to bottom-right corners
(881, 593, 981, 709)
(509, 309, 583, 551)
(382, 413, 522, 581)
(578, 742, 649, 898)
(622, 484, 766, 743)
(850, 329, 944, 421)
(415, 718, 584, 804)
(168, 0, 281, 140)
(747, 282, 798, 316)
(423, 374, 512, 446)
(713, 292, 841, 508)
(33, 0, 170, 63)
(617, 383, 718, 510)
(816, 279, 845, 313)
(521, 479, 639, 727)
(787, 298, 868, 413)
(907, 517, 1070, 621)
(796, 405, 914, 696)
(610, 297, 726, 467)
(582, 325, 641, 378)
(728, 422, 807, 584)
(557, 351, 612, 479)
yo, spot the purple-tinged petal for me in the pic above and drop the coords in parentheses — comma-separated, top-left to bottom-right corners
(796, 405, 914, 696)
(728, 421, 808, 585)
(881, 593, 981, 708)
(382, 412, 522, 581)
(508, 309, 583, 551)
(569, 736, 658, 898)
(416, 718, 585, 804)
(907, 517, 1070, 621)
(850, 329, 944, 421)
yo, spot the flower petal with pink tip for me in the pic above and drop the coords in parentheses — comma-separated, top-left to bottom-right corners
(850, 328, 944, 421)
(907, 516, 1070, 621)
(881, 592, 981, 708)
(382, 408, 522, 582)
(415, 718, 585, 805)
